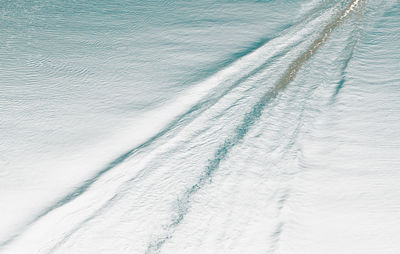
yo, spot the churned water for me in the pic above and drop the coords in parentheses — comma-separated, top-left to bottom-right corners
(1, 0, 399, 253)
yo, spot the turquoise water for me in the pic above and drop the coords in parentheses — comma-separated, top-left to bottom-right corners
(1, 0, 399, 253)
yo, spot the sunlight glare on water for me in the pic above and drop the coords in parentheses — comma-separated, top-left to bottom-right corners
(1, 0, 399, 253)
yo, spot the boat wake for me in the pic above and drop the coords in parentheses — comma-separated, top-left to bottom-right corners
(1, 1, 367, 253)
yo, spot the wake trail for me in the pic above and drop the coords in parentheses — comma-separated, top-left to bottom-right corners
(146, 0, 366, 252)
(0, 2, 360, 253)
(45, 36, 306, 254)
(0, 12, 310, 251)
(44, 46, 295, 254)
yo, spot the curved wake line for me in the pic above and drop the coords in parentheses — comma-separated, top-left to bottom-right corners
(332, 33, 359, 99)
(146, 0, 366, 252)
(331, 18, 364, 101)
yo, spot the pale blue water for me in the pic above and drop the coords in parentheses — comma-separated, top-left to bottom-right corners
(1, 0, 399, 253)
(0, 0, 303, 184)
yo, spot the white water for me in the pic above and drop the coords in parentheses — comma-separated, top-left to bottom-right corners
(1, 0, 400, 253)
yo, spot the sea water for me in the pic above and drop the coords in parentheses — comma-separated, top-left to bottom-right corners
(1, 0, 399, 253)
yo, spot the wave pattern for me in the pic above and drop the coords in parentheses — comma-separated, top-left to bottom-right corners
(1, 1, 371, 253)
(146, 1, 366, 252)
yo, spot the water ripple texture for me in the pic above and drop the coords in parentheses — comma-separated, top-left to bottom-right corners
(1, 0, 399, 253)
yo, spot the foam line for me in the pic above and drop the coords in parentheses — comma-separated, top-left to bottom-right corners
(0, 2, 353, 252)
(145, 0, 366, 252)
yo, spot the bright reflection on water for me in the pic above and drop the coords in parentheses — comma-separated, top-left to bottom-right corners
(0, 0, 399, 253)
